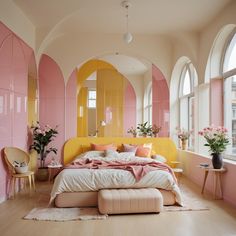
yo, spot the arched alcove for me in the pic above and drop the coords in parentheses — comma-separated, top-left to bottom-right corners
(66, 58, 137, 137)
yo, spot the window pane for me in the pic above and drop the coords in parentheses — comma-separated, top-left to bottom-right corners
(188, 96, 194, 149)
(225, 76, 236, 157)
(88, 100, 96, 108)
(224, 33, 236, 72)
(183, 69, 191, 95)
(89, 91, 96, 99)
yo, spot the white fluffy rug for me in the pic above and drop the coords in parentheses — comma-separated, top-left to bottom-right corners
(24, 207, 107, 221)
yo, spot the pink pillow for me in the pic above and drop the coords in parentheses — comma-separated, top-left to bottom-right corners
(136, 146, 151, 157)
(123, 144, 138, 153)
(91, 143, 116, 151)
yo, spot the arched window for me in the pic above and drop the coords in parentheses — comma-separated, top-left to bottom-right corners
(223, 31, 236, 157)
(144, 82, 152, 125)
(179, 62, 197, 149)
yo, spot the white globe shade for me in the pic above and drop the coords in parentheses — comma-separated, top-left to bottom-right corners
(123, 32, 133, 44)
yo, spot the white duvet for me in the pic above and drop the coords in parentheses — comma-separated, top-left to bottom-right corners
(50, 153, 182, 205)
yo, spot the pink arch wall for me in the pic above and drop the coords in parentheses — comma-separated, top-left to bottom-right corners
(0, 21, 34, 200)
(38, 55, 65, 164)
(152, 64, 169, 137)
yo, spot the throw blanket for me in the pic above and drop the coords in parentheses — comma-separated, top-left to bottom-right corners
(65, 158, 177, 183)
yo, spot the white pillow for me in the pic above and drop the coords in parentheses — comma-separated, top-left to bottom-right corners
(74, 151, 104, 160)
(151, 154, 167, 163)
(118, 152, 136, 158)
(104, 150, 119, 158)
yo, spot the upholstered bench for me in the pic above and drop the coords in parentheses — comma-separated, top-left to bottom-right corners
(98, 188, 163, 215)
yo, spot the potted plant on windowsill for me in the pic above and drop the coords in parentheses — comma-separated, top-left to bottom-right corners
(176, 127, 192, 150)
(127, 126, 137, 137)
(137, 122, 152, 137)
(199, 126, 229, 169)
(30, 122, 58, 181)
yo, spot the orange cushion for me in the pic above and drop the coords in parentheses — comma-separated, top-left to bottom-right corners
(91, 143, 116, 151)
(135, 146, 151, 157)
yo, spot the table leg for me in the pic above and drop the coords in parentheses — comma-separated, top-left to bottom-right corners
(201, 170, 209, 194)
(214, 172, 223, 200)
(48, 168, 52, 182)
(218, 173, 223, 199)
(213, 172, 218, 199)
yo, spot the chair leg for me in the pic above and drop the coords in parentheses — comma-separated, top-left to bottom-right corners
(28, 175, 32, 195)
(32, 174, 36, 191)
(12, 177, 16, 199)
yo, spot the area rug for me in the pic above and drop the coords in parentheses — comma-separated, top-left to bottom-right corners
(24, 207, 107, 221)
(164, 185, 210, 212)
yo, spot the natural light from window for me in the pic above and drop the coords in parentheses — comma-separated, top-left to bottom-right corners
(224, 33, 236, 72)
(223, 32, 236, 160)
(88, 90, 96, 108)
(183, 69, 191, 95)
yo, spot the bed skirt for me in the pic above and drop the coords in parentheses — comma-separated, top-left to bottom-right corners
(54, 189, 176, 208)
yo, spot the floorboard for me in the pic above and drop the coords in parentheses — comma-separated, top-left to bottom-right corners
(0, 177, 236, 236)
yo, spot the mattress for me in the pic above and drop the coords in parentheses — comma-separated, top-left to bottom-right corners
(51, 153, 182, 206)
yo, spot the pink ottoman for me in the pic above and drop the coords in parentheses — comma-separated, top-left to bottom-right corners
(98, 188, 163, 215)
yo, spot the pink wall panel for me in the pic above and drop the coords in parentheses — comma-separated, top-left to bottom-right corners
(152, 64, 169, 137)
(39, 55, 65, 162)
(0, 35, 13, 90)
(123, 82, 136, 136)
(0, 89, 12, 139)
(0, 22, 11, 44)
(65, 69, 77, 140)
(0, 137, 10, 199)
(0, 22, 32, 201)
(12, 37, 27, 94)
(12, 93, 27, 149)
(210, 78, 223, 126)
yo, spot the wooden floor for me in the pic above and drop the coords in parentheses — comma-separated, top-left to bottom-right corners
(0, 177, 236, 236)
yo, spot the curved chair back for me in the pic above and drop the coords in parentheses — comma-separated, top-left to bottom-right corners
(4, 147, 30, 174)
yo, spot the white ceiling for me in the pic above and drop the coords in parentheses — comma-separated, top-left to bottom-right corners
(13, 0, 231, 34)
(12, 0, 232, 76)
(99, 54, 149, 75)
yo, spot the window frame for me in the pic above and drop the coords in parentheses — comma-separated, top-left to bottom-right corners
(144, 82, 152, 126)
(222, 29, 236, 161)
(178, 62, 196, 150)
(87, 89, 97, 109)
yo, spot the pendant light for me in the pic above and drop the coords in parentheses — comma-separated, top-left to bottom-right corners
(122, 1, 133, 44)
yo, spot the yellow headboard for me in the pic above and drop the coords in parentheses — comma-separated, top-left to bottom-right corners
(63, 137, 177, 165)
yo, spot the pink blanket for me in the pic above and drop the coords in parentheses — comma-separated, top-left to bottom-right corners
(65, 159, 177, 183)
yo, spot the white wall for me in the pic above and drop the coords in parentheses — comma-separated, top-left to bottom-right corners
(39, 33, 172, 84)
(0, 0, 35, 49)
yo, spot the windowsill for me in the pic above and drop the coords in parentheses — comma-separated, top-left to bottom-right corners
(177, 148, 236, 166)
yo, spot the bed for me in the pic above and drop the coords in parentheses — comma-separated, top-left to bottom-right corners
(51, 137, 182, 207)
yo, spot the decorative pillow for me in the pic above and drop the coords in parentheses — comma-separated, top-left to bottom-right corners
(104, 150, 119, 158)
(135, 146, 151, 157)
(122, 144, 138, 153)
(142, 143, 152, 157)
(91, 143, 117, 151)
